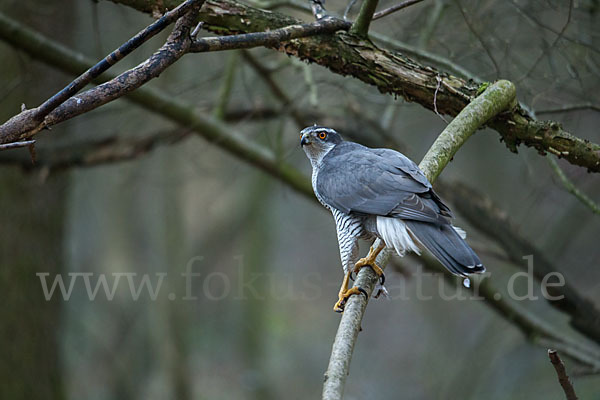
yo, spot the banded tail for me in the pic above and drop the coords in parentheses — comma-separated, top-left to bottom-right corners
(405, 220, 485, 276)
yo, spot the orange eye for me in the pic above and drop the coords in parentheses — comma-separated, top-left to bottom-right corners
(318, 132, 327, 140)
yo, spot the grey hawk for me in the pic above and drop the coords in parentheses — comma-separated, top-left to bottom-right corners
(300, 125, 485, 312)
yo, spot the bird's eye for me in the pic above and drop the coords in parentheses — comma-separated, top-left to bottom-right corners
(318, 132, 327, 140)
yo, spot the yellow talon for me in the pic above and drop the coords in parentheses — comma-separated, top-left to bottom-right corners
(333, 287, 368, 312)
(353, 241, 386, 283)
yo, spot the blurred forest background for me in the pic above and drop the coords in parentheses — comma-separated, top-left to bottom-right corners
(0, 0, 599, 399)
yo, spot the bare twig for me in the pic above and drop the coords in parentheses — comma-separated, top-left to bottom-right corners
(454, 0, 500, 79)
(241, 51, 308, 127)
(547, 158, 600, 216)
(372, 0, 426, 21)
(0, 0, 202, 144)
(322, 80, 516, 400)
(190, 17, 351, 52)
(518, 0, 573, 82)
(0, 140, 35, 151)
(548, 350, 579, 400)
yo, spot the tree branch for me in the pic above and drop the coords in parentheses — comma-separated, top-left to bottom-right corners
(548, 350, 579, 400)
(420, 79, 515, 182)
(190, 0, 600, 173)
(189, 17, 351, 52)
(0, 0, 201, 145)
(0, 11, 314, 196)
(372, 0, 425, 21)
(322, 80, 516, 400)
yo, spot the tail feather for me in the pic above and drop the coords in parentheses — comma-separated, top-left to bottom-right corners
(405, 221, 485, 276)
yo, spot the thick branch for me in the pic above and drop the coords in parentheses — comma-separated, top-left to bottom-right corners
(322, 80, 516, 400)
(420, 80, 516, 182)
(183, 0, 600, 173)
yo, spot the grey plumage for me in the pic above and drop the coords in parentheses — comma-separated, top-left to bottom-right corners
(300, 125, 484, 280)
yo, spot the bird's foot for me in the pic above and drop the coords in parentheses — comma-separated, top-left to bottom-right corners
(353, 242, 386, 285)
(333, 269, 368, 313)
(333, 286, 368, 313)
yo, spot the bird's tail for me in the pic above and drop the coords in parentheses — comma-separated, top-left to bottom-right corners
(405, 220, 485, 276)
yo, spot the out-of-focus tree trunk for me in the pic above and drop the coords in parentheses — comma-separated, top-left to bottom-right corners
(0, 169, 67, 400)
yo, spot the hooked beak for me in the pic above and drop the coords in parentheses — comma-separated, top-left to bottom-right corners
(300, 133, 311, 147)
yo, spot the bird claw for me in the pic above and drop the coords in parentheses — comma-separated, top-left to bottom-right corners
(353, 257, 385, 285)
(351, 269, 385, 285)
(333, 286, 368, 313)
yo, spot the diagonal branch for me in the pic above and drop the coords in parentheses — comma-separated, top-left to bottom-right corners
(372, 0, 425, 21)
(0, 0, 202, 145)
(322, 80, 516, 400)
(547, 158, 600, 216)
(0, 10, 349, 145)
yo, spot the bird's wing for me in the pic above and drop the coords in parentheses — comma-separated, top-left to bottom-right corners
(316, 144, 449, 224)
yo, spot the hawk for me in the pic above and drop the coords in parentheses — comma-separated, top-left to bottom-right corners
(300, 125, 485, 312)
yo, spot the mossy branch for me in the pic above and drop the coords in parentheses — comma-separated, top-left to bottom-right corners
(322, 79, 516, 400)
(419, 80, 516, 181)
(105, 0, 600, 173)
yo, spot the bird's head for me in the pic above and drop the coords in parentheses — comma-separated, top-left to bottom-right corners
(300, 125, 342, 163)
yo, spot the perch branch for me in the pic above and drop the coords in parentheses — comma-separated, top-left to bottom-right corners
(548, 350, 579, 400)
(322, 80, 516, 400)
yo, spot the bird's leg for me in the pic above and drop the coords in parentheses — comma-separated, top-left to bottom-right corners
(353, 241, 386, 285)
(333, 270, 367, 313)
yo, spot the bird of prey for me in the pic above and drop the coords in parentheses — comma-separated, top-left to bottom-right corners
(300, 125, 485, 312)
